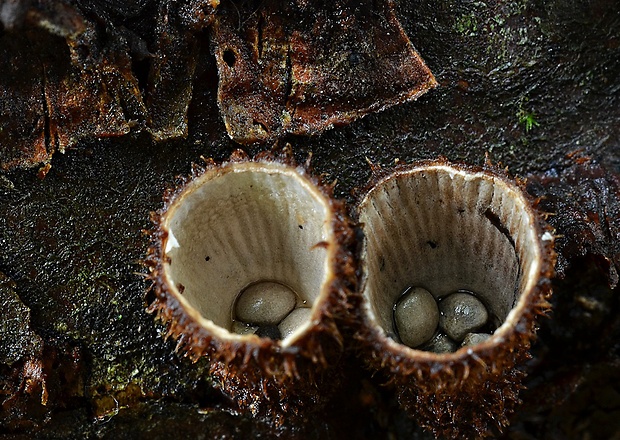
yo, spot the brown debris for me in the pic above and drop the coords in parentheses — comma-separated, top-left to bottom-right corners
(0, 269, 85, 432)
(0, 35, 48, 171)
(146, 3, 200, 141)
(0, 272, 42, 367)
(0, 0, 222, 168)
(177, 0, 220, 32)
(145, 0, 219, 140)
(0, 1, 146, 171)
(0, 271, 47, 431)
(92, 382, 145, 420)
(47, 35, 145, 152)
(212, 0, 437, 144)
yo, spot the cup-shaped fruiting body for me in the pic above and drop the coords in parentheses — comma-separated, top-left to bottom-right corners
(355, 159, 555, 439)
(145, 150, 357, 424)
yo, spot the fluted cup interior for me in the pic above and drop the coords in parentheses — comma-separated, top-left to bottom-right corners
(358, 165, 542, 344)
(161, 162, 333, 343)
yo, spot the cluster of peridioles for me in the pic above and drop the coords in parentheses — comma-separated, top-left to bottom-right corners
(144, 149, 556, 439)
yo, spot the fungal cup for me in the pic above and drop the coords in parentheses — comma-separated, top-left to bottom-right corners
(355, 160, 555, 438)
(146, 151, 357, 423)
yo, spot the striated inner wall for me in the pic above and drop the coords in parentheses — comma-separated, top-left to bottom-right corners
(162, 164, 331, 331)
(359, 166, 541, 339)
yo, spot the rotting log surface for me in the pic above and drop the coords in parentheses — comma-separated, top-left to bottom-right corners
(0, 0, 619, 439)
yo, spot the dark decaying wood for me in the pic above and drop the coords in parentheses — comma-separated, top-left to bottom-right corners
(0, 0, 618, 438)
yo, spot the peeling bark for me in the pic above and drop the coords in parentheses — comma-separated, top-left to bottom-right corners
(212, 0, 437, 144)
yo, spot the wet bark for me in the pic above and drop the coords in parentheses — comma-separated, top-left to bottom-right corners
(0, 0, 618, 438)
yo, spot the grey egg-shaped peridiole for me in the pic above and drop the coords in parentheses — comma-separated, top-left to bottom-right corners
(235, 281, 297, 326)
(438, 291, 489, 342)
(393, 286, 439, 348)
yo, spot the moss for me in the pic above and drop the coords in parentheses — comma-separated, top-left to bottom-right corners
(454, 13, 478, 37)
(518, 109, 540, 132)
(516, 96, 541, 132)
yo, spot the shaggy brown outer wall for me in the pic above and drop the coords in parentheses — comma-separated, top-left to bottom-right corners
(144, 149, 360, 425)
(352, 159, 557, 439)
